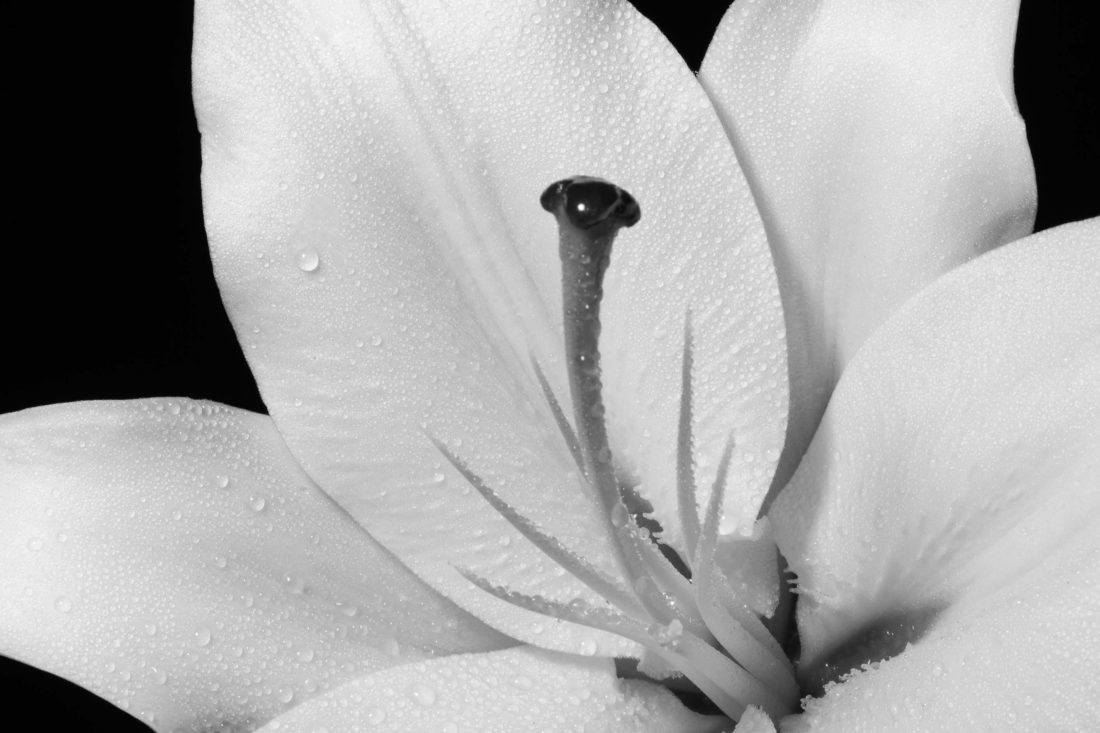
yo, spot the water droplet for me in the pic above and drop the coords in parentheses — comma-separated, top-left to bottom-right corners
(151, 667, 168, 685)
(411, 684, 436, 706)
(366, 708, 386, 724)
(579, 639, 597, 656)
(296, 249, 320, 272)
(370, 334, 384, 347)
(513, 675, 533, 690)
(284, 574, 306, 594)
(249, 496, 267, 512)
(216, 475, 231, 489)
(297, 648, 315, 662)
(609, 503, 628, 528)
(25, 537, 44, 552)
(194, 628, 212, 647)
(382, 638, 400, 656)
(278, 687, 295, 704)
(144, 624, 158, 636)
(54, 596, 73, 613)
(431, 472, 445, 484)
(213, 555, 228, 569)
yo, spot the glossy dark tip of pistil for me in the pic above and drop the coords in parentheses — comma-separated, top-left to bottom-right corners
(540, 176, 641, 230)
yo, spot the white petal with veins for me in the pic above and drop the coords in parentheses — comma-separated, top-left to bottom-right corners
(0, 399, 508, 732)
(772, 219, 1100, 728)
(700, 0, 1036, 490)
(196, 0, 786, 654)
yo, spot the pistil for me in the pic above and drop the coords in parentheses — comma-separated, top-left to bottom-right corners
(539, 176, 638, 520)
(436, 177, 799, 724)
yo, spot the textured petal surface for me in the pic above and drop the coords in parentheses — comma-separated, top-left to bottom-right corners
(771, 219, 1100, 728)
(699, 0, 1037, 489)
(784, 538, 1099, 731)
(0, 399, 508, 732)
(195, 0, 786, 655)
(255, 646, 727, 733)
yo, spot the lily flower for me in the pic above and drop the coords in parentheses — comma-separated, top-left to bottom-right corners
(2, 0, 1097, 731)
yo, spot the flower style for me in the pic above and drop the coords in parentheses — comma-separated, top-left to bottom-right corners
(2, 0, 1097, 731)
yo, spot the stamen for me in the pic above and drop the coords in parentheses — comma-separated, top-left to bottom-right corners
(457, 567, 644, 640)
(458, 567, 769, 721)
(694, 437, 800, 703)
(529, 355, 585, 474)
(676, 310, 702, 563)
(432, 437, 646, 619)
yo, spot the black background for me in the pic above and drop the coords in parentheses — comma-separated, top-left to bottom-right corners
(2, 2, 1095, 729)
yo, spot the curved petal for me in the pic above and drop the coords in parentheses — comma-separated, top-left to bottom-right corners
(769, 219, 1099, 708)
(783, 525, 1099, 731)
(699, 0, 1037, 490)
(195, 0, 786, 655)
(255, 646, 726, 733)
(0, 399, 508, 732)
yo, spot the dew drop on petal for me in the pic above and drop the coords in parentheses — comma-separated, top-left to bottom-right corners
(194, 628, 212, 647)
(609, 503, 628, 528)
(296, 249, 320, 272)
(410, 684, 437, 706)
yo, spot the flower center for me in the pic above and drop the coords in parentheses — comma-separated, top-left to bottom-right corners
(433, 177, 799, 723)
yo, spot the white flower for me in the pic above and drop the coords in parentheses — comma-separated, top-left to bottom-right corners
(2, 1, 1096, 731)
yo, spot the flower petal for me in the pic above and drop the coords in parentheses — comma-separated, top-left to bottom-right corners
(699, 0, 1037, 488)
(254, 646, 726, 733)
(769, 218, 1099, 712)
(195, 0, 786, 654)
(0, 399, 508, 732)
(783, 526, 1099, 731)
